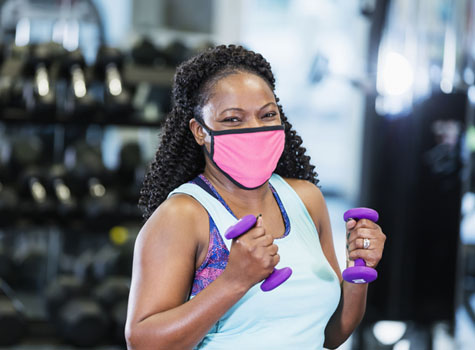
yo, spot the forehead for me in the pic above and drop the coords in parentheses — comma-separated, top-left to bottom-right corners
(206, 72, 275, 110)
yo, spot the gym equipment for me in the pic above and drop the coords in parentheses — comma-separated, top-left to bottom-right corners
(93, 276, 129, 309)
(116, 141, 144, 218)
(342, 207, 379, 284)
(130, 37, 168, 67)
(0, 297, 26, 345)
(6, 135, 56, 221)
(73, 249, 96, 282)
(19, 166, 55, 219)
(23, 42, 64, 116)
(0, 279, 27, 346)
(9, 134, 44, 172)
(59, 299, 109, 347)
(163, 40, 193, 67)
(95, 45, 133, 118)
(225, 214, 292, 292)
(125, 38, 174, 121)
(64, 140, 119, 223)
(60, 49, 97, 118)
(81, 177, 119, 224)
(112, 300, 128, 343)
(44, 271, 85, 316)
(91, 244, 122, 280)
(93, 276, 130, 343)
(117, 141, 143, 187)
(113, 231, 135, 277)
(0, 248, 13, 283)
(0, 176, 19, 226)
(92, 235, 134, 280)
(45, 274, 109, 347)
(13, 226, 50, 291)
(0, 146, 19, 225)
(0, 44, 29, 111)
(74, 228, 134, 283)
(16, 248, 48, 291)
(45, 164, 77, 217)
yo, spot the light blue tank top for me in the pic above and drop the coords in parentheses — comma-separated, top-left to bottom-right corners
(168, 174, 341, 349)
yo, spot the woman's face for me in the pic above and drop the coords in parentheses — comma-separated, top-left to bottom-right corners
(193, 72, 281, 139)
(189, 71, 284, 184)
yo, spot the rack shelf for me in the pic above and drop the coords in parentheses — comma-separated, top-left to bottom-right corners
(0, 108, 164, 128)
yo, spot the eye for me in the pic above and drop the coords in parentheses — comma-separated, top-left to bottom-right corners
(222, 117, 240, 122)
(262, 112, 277, 119)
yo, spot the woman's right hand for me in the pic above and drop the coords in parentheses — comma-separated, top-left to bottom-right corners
(222, 216, 280, 290)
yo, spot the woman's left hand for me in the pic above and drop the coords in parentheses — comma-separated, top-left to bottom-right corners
(346, 219, 386, 268)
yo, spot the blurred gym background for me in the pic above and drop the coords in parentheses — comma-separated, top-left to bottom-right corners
(0, 0, 474, 349)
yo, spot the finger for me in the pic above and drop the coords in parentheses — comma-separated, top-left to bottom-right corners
(256, 214, 263, 227)
(268, 243, 279, 256)
(354, 219, 380, 230)
(347, 228, 374, 243)
(272, 253, 280, 266)
(242, 226, 266, 239)
(348, 238, 372, 252)
(254, 233, 274, 247)
(346, 219, 357, 231)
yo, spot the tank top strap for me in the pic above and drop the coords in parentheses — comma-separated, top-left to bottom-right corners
(268, 174, 322, 250)
(167, 183, 236, 251)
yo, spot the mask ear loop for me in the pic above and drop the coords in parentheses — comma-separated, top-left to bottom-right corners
(194, 117, 213, 136)
(194, 117, 215, 161)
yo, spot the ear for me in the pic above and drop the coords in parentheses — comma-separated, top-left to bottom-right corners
(189, 118, 208, 146)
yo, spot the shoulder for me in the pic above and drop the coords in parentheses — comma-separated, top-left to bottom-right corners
(152, 192, 208, 223)
(137, 192, 209, 250)
(281, 177, 324, 206)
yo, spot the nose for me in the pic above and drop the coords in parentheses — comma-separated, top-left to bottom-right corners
(246, 115, 265, 128)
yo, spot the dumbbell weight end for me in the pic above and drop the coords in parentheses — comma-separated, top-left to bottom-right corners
(260, 267, 292, 292)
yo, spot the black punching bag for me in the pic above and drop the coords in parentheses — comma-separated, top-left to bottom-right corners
(362, 91, 466, 324)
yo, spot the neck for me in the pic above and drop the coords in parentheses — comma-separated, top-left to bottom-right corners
(202, 165, 271, 212)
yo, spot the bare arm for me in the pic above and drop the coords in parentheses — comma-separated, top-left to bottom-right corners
(125, 195, 279, 350)
(284, 179, 385, 349)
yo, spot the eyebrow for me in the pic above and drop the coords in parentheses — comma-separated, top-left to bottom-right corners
(219, 102, 277, 115)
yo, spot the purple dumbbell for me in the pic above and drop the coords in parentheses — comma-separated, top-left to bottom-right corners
(225, 214, 292, 292)
(342, 207, 379, 284)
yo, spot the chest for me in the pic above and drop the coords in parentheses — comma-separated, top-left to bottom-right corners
(224, 196, 287, 239)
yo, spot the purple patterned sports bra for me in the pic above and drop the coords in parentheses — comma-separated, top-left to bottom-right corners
(188, 174, 290, 297)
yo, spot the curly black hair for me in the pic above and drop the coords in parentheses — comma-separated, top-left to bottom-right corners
(139, 45, 318, 220)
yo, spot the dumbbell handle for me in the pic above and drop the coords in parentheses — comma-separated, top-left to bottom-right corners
(224, 215, 292, 292)
(342, 208, 379, 283)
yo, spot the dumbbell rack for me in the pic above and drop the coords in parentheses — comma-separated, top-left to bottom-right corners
(0, 110, 161, 349)
(0, 0, 193, 346)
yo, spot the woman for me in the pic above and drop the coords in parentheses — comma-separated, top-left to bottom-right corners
(125, 45, 386, 350)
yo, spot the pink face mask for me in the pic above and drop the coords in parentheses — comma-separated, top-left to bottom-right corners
(199, 122, 286, 190)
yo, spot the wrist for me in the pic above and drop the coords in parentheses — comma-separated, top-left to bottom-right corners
(218, 270, 251, 296)
(342, 280, 368, 298)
